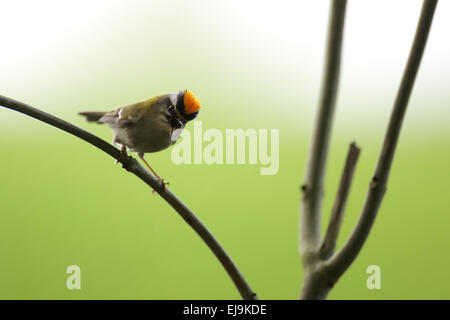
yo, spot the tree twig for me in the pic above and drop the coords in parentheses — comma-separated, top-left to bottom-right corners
(0, 94, 258, 300)
(325, 0, 438, 282)
(300, 0, 347, 257)
(319, 142, 360, 259)
(299, 0, 437, 300)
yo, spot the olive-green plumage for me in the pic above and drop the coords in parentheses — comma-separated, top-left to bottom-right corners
(78, 90, 201, 185)
(79, 90, 200, 156)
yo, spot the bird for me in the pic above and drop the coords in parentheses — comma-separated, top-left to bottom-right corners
(78, 89, 202, 191)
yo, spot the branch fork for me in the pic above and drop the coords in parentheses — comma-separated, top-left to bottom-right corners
(300, 0, 437, 299)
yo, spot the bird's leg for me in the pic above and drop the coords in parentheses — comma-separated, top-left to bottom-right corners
(138, 153, 161, 178)
(120, 144, 127, 155)
(138, 153, 169, 193)
(115, 144, 128, 164)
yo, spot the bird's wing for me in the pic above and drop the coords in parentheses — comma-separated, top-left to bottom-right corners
(99, 102, 145, 127)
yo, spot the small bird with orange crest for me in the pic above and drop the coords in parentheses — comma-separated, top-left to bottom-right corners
(79, 89, 202, 190)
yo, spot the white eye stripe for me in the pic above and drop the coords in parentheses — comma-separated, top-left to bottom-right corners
(169, 94, 177, 107)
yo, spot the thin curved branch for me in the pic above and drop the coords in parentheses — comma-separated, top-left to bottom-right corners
(326, 0, 438, 281)
(300, 0, 347, 255)
(320, 142, 360, 259)
(0, 94, 258, 300)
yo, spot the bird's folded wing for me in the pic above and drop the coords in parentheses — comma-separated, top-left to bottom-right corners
(99, 103, 143, 127)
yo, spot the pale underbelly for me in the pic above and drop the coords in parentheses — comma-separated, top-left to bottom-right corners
(112, 126, 174, 153)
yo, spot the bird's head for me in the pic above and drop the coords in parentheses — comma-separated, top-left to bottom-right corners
(173, 89, 202, 122)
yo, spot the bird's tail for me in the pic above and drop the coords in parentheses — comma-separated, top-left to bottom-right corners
(78, 111, 106, 123)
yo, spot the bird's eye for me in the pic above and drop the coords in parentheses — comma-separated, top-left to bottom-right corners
(168, 105, 175, 113)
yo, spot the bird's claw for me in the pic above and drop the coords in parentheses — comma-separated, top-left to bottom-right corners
(115, 145, 128, 164)
(152, 179, 170, 195)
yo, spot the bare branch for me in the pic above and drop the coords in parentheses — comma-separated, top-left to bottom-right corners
(320, 142, 360, 259)
(0, 95, 258, 300)
(326, 0, 438, 282)
(300, 0, 347, 255)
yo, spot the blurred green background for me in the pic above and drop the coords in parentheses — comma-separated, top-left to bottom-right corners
(1, 0, 450, 299)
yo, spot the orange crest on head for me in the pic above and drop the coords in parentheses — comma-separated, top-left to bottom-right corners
(183, 90, 202, 114)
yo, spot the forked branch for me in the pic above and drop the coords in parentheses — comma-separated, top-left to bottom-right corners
(299, 0, 438, 300)
(300, 0, 347, 257)
(326, 0, 438, 281)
